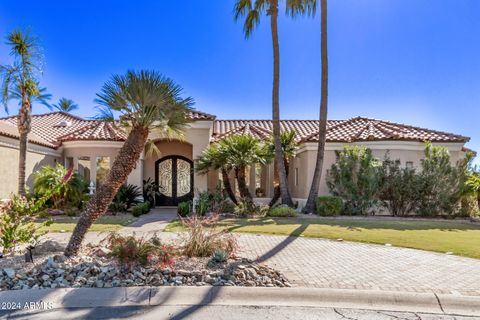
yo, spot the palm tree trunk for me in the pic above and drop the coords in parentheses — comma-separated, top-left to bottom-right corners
(269, 0, 293, 207)
(235, 166, 252, 201)
(64, 125, 149, 256)
(269, 158, 290, 206)
(303, 0, 329, 214)
(17, 99, 32, 196)
(221, 168, 238, 205)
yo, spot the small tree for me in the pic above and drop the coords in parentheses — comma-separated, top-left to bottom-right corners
(416, 143, 467, 217)
(220, 134, 270, 203)
(378, 156, 419, 216)
(327, 146, 381, 215)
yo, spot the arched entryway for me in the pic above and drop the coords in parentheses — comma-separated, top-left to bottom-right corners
(155, 155, 194, 206)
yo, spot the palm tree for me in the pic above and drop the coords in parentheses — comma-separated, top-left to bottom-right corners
(234, 0, 315, 207)
(196, 143, 238, 205)
(221, 134, 270, 203)
(1, 29, 50, 196)
(64, 70, 193, 256)
(52, 97, 78, 112)
(303, 0, 328, 214)
(268, 130, 298, 206)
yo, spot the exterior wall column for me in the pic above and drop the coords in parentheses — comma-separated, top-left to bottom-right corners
(89, 157, 97, 187)
(248, 165, 256, 197)
(265, 163, 275, 198)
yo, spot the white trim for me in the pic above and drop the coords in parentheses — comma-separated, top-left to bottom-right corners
(0, 135, 61, 157)
(187, 121, 214, 129)
(297, 141, 465, 153)
(62, 141, 125, 148)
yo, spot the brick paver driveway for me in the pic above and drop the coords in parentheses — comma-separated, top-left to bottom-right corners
(43, 210, 480, 297)
(234, 233, 480, 296)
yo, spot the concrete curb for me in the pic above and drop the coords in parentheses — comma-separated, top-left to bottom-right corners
(0, 287, 479, 317)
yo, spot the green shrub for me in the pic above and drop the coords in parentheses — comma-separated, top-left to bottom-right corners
(267, 205, 297, 217)
(316, 196, 342, 216)
(143, 178, 159, 207)
(415, 143, 468, 217)
(219, 201, 236, 213)
(234, 200, 269, 217)
(194, 191, 211, 216)
(114, 184, 143, 211)
(33, 164, 88, 209)
(378, 157, 420, 216)
(327, 146, 381, 215)
(177, 201, 191, 217)
(132, 202, 150, 217)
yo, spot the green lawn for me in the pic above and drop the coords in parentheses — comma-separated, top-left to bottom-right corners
(36, 215, 137, 233)
(165, 216, 480, 259)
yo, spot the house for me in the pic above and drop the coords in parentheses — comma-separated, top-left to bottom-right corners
(0, 111, 470, 207)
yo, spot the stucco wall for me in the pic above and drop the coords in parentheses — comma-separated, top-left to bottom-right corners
(289, 141, 467, 199)
(0, 137, 61, 199)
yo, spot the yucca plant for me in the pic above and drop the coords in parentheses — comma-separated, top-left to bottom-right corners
(64, 70, 193, 256)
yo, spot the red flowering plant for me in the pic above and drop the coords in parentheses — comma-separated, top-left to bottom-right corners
(106, 233, 176, 270)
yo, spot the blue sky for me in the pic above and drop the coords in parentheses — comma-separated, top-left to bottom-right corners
(0, 1, 479, 162)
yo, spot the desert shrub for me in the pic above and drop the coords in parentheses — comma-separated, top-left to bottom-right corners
(181, 214, 238, 258)
(106, 233, 175, 269)
(132, 202, 150, 217)
(460, 194, 479, 218)
(316, 196, 342, 216)
(143, 178, 159, 208)
(378, 157, 420, 216)
(194, 191, 211, 216)
(415, 143, 468, 217)
(33, 164, 88, 209)
(0, 169, 72, 253)
(113, 184, 143, 211)
(219, 201, 236, 213)
(177, 201, 191, 217)
(267, 205, 297, 217)
(327, 146, 382, 215)
(234, 200, 269, 217)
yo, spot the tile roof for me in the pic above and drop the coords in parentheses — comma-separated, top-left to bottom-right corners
(188, 110, 216, 120)
(0, 110, 216, 149)
(0, 112, 469, 149)
(212, 117, 469, 143)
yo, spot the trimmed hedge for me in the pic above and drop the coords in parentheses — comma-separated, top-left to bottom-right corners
(316, 196, 342, 216)
(132, 202, 150, 217)
(267, 205, 297, 217)
(177, 201, 191, 217)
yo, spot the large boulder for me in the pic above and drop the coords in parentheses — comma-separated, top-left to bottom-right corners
(32, 240, 66, 255)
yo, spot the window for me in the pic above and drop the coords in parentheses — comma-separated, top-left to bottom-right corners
(406, 161, 414, 169)
(77, 156, 91, 182)
(295, 168, 299, 186)
(96, 157, 111, 187)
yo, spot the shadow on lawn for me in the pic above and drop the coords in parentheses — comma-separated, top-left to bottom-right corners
(220, 215, 480, 233)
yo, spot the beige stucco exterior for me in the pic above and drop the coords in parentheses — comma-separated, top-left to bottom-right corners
(0, 116, 470, 208)
(0, 136, 61, 199)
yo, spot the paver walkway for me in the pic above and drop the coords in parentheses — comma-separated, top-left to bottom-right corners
(42, 210, 480, 296)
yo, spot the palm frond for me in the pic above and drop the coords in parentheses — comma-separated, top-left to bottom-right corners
(52, 97, 79, 112)
(286, 0, 317, 18)
(144, 139, 162, 159)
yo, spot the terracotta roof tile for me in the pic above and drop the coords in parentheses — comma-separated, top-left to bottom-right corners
(188, 110, 216, 120)
(213, 117, 469, 143)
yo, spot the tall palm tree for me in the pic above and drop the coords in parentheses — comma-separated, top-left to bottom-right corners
(303, 0, 328, 214)
(268, 130, 298, 206)
(52, 97, 78, 112)
(221, 134, 270, 203)
(64, 70, 193, 256)
(1, 29, 50, 196)
(196, 143, 238, 205)
(234, 0, 315, 207)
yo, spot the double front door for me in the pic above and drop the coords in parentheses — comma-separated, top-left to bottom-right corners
(155, 155, 194, 206)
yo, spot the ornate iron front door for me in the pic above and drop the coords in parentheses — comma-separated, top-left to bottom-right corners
(155, 156, 194, 206)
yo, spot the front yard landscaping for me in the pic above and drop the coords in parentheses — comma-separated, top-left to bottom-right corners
(165, 216, 480, 259)
(35, 215, 137, 233)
